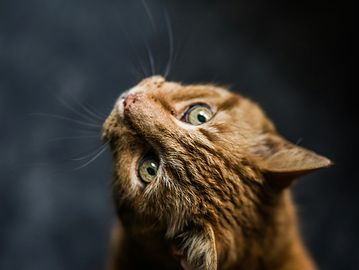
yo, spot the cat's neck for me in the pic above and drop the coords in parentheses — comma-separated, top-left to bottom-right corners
(224, 190, 316, 270)
(112, 191, 316, 270)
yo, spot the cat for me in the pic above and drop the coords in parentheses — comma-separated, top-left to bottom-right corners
(102, 75, 332, 270)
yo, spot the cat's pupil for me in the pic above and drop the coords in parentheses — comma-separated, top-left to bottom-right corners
(147, 167, 156, 176)
(197, 112, 207, 123)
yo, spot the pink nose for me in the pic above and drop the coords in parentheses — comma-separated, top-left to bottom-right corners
(123, 93, 139, 109)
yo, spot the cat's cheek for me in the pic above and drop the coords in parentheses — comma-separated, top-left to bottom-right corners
(174, 118, 199, 131)
(118, 155, 146, 199)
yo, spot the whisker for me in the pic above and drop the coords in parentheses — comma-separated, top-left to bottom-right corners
(71, 143, 108, 161)
(75, 101, 106, 122)
(83, 101, 108, 119)
(172, 39, 185, 74)
(127, 54, 151, 83)
(168, 11, 211, 77)
(46, 135, 100, 143)
(130, 66, 145, 81)
(30, 113, 102, 129)
(72, 143, 108, 170)
(59, 93, 106, 121)
(141, 0, 157, 32)
(144, 39, 156, 76)
(56, 95, 103, 124)
(118, 23, 149, 78)
(70, 129, 102, 135)
(141, 0, 157, 76)
(164, 9, 174, 78)
(127, 52, 148, 80)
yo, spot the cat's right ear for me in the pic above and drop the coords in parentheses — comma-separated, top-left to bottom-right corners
(251, 133, 333, 189)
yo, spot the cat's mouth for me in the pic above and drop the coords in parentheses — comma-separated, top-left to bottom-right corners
(114, 92, 128, 121)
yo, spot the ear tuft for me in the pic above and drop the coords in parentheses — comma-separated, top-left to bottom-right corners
(252, 133, 333, 188)
(175, 224, 217, 270)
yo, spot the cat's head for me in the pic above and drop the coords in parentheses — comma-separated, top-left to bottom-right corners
(103, 76, 331, 269)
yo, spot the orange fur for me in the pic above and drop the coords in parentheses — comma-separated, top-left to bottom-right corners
(103, 76, 332, 270)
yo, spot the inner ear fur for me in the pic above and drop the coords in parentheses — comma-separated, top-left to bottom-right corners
(252, 133, 333, 189)
(174, 224, 217, 270)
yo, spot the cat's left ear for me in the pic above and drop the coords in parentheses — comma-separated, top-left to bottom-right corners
(252, 133, 333, 189)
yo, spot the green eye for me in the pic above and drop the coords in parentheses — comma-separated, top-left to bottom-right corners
(185, 104, 213, 125)
(138, 157, 159, 183)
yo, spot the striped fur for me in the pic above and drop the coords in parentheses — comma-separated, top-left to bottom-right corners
(103, 76, 331, 270)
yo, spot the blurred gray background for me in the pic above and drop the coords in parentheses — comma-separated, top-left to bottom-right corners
(0, 0, 356, 269)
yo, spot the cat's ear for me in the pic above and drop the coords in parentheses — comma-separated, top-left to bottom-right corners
(174, 224, 217, 270)
(252, 133, 332, 189)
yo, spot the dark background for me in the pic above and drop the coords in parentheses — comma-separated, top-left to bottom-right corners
(0, 0, 356, 269)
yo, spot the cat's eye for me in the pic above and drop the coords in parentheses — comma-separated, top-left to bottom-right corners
(138, 156, 159, 183)
(184, 104, 213, 125)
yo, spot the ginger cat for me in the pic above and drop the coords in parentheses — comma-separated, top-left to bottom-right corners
(103, 76, 332, 270)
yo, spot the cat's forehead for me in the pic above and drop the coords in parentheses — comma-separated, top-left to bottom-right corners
(126, 76, 233, 104)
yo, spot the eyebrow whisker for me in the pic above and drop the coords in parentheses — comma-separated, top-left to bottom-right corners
(118, 23, 149, 78)
(144, 39, 156, 76)
(141, 0, 157, 33)
(163, 9, 174, 79)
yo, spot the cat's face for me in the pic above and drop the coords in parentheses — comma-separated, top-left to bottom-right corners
(103, 76, 270, 226)
(103, 76, 331, 269)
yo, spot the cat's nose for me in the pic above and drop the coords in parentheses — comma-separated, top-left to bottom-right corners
(123, 93, 139, 109)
